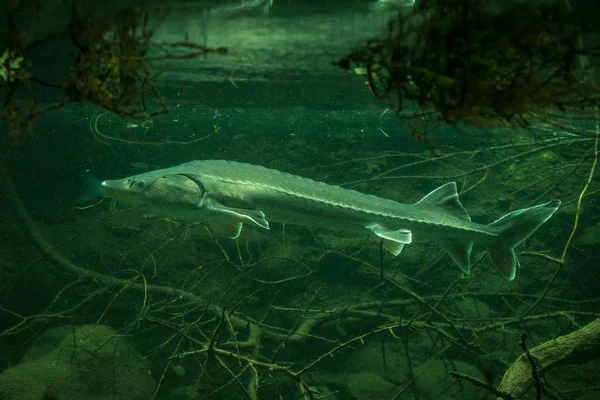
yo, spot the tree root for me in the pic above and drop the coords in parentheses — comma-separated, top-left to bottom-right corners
(498, 318, 600, 399)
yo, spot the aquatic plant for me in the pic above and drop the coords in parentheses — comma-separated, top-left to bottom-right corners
(0, 0, 226, 146)
(336, 0, 599, 145)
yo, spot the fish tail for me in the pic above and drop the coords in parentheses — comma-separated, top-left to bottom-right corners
(485, 200, 561, 280)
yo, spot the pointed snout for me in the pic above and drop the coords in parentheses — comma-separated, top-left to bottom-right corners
(100, 179, 130, 197)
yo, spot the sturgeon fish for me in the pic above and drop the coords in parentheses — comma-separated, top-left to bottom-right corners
(98, 160, 560, 280)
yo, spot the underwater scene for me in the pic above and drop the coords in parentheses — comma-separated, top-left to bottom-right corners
(1, 0, 599, 399)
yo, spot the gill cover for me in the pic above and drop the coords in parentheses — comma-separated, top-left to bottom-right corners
(176, 173, 208, 206)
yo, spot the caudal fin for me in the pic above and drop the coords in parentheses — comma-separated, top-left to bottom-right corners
(486, 200, 561, 280)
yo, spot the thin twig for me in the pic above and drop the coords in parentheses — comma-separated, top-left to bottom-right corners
(520, 333, 542, 400)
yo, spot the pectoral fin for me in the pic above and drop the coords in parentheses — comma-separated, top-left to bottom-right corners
(366, 224, 412, 256)
(205, 198, 270, 230)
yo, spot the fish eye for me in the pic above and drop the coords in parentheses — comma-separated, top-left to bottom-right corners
(137, 181, 145, 188)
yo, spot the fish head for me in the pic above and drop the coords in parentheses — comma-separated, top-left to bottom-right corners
(101, 172, 206, 216)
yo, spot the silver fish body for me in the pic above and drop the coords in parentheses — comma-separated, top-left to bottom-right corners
(100, 160, 560, 280)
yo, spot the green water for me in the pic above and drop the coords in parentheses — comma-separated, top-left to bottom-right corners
(1, 1, 599, 399)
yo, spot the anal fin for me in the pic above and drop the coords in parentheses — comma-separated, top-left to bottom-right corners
(366, 224, 412, 256)
(441, 239, 473, 274)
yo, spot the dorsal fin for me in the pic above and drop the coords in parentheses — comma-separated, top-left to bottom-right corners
(415, 182, 471, 221)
